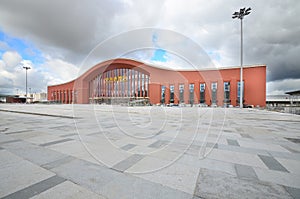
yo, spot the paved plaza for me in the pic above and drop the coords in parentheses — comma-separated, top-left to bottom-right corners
(0, 104, 300, 199)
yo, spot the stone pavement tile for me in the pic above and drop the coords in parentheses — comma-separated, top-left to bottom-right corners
(207, 148, 268, 168)
(254, 167, 300, 188)
(258, 155, 289, 172)
(235, 164, 258, 180)
(0, 139, 22, 145)
(39, 138, 74, 147)
(276, 158, 300, 174)
(217, 143, 270, 156)
(3, 140, 68, 166)
(0, 150, 55, 198)
(101, 171, 192, 199)
(112, 154, 144, 172)
(227, 139, 240, 146)
(268, 151, 300, 161)
(194, 168, 292, 199)
(41, 156, 76, 170)
(238, 140, 290, 153)
(25, 133, 64, 145)
(148, 140, 168, 148)
(4, 130, 43, 140)
(120, 143, 137, 151)
(2, 175, 65, 199)
(240, 133, 252, 138)
(178, 154, 237, 176)
(4, 130, 31, 135)
(50, 158, 123, 190)
(60, 133, 78, 138)
(31, 181, 106, 199)
(129, 156, 200, 195)
(284, 186, 300, 199)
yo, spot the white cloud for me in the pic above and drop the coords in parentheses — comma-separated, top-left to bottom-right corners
(2, 51, 22, 69)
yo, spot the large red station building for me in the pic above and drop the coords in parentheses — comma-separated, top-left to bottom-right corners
(47, 58, 266, 107)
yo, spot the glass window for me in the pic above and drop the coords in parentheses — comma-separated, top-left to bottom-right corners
(179, 84, 184, 103)
(161, 85, 166, 103)
(237, 81, 244, 99)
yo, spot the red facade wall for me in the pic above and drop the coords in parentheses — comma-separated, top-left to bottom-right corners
(47, 58, 266, 107)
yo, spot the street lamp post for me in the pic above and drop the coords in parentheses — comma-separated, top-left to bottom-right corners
(23, 66, 31, 103)
(232, 7, 251, 108)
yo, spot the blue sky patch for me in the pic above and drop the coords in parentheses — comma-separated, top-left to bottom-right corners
(151, 49, 167, 62)
(0, 30, 44, 64)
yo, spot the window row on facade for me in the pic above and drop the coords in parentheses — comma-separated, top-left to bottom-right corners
(160, 81, 244, 106)
(50, 90, 76, 104)
(89, 68, 150, 99)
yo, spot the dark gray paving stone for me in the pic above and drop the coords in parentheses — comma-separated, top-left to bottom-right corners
(235, 164, 258, 180)
(5, 130, 31, 135)
(285, 137, 300, 144)
(205, 142, 218, 149)
(240, 133, 252, 138)
(60, 133, 77, 137)
(227, 139, 240, 146)
(112, 154, 144, 172)
(148, 140, 167, 148)
(41, 156, 76, 170)
(39, 138, 73, 147)
(121, 144, 137, 151)
(258, 155, 289, 172)
(1, 175, 65, 199)
(0, 146, 3, 150)
(0, 139, 22, 145)
(284, 186, 300, 199)
(194, 168, 292, 199)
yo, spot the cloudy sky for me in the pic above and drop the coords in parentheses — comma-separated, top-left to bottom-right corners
(0, 0, 299, 95)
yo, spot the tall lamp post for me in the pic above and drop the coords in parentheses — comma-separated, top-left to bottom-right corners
(232, 7, 251, 108)
(23, 66, 31, 103)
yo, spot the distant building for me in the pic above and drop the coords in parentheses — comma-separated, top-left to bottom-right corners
(48, 58, 266, 107)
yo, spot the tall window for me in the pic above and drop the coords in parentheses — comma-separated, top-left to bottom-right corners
(200, 83, 205, 103)
(211, 82, 217, 104)
(170, 84, 175, 103)
(179, 84, 184, 103)
(161, 85, 166, 104)
(189, 83, 194, 104)
(224, 82, 230, 104)
(237, 81, 244, 102)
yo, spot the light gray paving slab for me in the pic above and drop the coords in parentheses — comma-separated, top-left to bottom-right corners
(258, 155, 289, 172)
(1, 175, 66, 199)
(240, 133, 252, 138)
(101, 171, 192, 199)
(31, 181, 106, 199)
(50, 158, 123, 190)
(39, 138, 73, 147)
(112, 154, 144, 172)
(194, 168, 292, 199)
(0, 150, 55, 198)
(3, 140, 68, 166)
